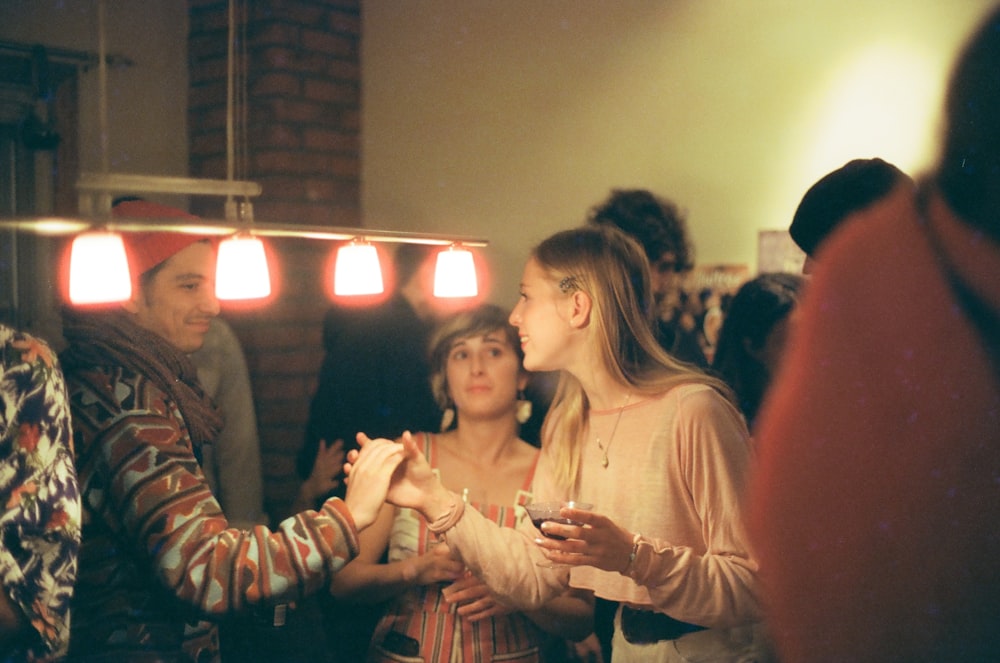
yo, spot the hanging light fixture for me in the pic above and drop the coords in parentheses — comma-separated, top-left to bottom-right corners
(2, 3, 490, 302)
(217, 228, 271, 299)
(215, 201, 271, 300)
(68, 230, 131, 304)
(214, 0, 271, 300)
(67, 0, 270, 303)
(334, 239, 384, 296)
(433, 244, 478, 298)
(216, 232, 271, 299)
(66, 0, 131, 305)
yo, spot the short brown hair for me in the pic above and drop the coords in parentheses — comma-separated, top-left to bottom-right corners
(427, 304, 523, 410)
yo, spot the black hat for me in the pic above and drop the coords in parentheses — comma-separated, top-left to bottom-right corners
(790, 158, 908, 257)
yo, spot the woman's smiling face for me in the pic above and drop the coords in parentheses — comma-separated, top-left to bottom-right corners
(508, 257, 574, 373)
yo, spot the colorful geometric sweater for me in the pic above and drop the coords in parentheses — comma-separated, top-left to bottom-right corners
(63, 363, 360, 661)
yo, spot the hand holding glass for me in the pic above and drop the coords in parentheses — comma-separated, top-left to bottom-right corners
(525, 501, 593, 567)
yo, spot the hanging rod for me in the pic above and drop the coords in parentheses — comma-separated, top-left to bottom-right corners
(0, 39, 133, 69)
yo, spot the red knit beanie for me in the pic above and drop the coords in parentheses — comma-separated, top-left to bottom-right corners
(112, 199, 214, 276)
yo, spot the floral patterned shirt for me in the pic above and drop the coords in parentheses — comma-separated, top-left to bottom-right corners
(0, 326, 81, 661)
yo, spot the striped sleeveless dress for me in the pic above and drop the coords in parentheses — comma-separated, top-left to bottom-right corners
(369, 432, 545, 662)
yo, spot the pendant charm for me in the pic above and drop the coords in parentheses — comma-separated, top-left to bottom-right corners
(594, 394, 630, 470)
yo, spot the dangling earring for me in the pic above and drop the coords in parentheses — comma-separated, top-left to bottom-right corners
(516, 391, 532, 424)
(440, 406, 455, 431)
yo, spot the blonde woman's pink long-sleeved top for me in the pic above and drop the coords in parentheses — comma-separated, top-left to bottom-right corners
(440, 384, 762, 630)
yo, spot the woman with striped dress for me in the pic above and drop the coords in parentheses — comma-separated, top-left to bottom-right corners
(330, 304, 592, 662)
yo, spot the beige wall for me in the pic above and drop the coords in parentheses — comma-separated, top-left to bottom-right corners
(0, 0, 190, 208)
(361, 1, 994, 304)
(3, 1, 995, 304)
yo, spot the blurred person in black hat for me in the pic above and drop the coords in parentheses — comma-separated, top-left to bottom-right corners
(750, 6, 1000, 661)
(789, 158, 913, 274)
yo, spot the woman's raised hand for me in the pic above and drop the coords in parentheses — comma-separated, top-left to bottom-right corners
(346, 431, 449, 518)
(341, 435, 405, 530)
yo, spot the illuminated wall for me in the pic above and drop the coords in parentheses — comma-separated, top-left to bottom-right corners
(362, 1, 994, 302)
(2, 0, 994, 304)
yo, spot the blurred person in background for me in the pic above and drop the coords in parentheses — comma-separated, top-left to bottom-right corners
(299, 242, 448, 511)
(790, 158, 912, 274)
(749, 8, 1000, 661)
(588, 189, 709, 368)
(710, 273, 804, 432)
(191, 317, 266, 530)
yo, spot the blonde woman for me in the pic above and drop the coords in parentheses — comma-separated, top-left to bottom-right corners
(352, 225, 770, 662)
(331, 304, 591, 662)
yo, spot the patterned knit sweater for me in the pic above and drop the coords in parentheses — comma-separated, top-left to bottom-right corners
(64, 364, 359, 661)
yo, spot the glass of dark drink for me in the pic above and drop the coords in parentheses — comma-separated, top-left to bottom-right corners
(524, 500, 593, 567)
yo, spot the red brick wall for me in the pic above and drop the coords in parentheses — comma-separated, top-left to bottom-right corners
(187, 0, 361, 522)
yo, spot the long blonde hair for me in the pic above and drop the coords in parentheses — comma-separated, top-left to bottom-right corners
(534, 225, 736, 492)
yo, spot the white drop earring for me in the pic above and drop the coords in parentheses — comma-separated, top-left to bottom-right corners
(516, 391, 532, 424)
(440, 406, 455, 431)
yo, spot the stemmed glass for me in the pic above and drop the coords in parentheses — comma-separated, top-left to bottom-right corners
(524, 500, 593, 568)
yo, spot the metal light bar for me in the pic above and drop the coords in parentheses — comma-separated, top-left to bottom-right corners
(0, 218, 91, 235)
(0, 216, 489, 247)
(77, 172, 263, 198)
(76, 173, 265, 219)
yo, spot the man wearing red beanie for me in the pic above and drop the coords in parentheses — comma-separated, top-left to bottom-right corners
(58, 201, 406, 661)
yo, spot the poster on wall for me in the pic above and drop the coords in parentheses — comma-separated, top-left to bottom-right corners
(758, 229, 806, 274)
(682, 264, 751, 299)
(677, 264, 751, 364)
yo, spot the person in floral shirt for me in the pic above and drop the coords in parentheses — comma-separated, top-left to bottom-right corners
(0, 324, 81, 661)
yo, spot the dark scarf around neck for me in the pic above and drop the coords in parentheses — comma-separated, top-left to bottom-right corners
(59, 306, 223, 448)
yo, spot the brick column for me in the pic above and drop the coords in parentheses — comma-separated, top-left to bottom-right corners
(188, 0, 361, 522)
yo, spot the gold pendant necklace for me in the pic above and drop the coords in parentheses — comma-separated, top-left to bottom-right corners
(595, 393, 631, 468)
